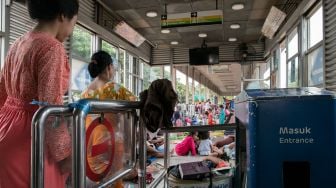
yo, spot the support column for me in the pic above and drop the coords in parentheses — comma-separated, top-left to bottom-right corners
(185, 66, 189, 104)
(192, 67, 195, 104)
(172, 66, 176, 90)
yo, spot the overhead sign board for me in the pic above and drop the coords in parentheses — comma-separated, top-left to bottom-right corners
(161, 10, 223, 28)
(261, 6, 286, 39)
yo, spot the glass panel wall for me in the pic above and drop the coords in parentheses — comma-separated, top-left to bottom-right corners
(306, 5, 324, 87)
(150, 66, 162, 81)
(287, 57, 299, 88)
(308, 6, 323, 48)
(143, 62, 151, 89)
(119, 49, 125, 86)
(307, 46, 323, 86)
(72, 26, 92, 62)
(0, 1, 5, 69)
(188, 77, 193, 104)
(176, 70, 186, 103)
(163, 65, 171, 80)
(101, 40, 118, 82)
(288, 28, 299, 58)
(287, 28, 299, 88)
(71, 25, 94, 100)
(280, 41, 287, 88)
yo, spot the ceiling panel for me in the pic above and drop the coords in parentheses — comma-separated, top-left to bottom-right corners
(116, 9, 142, 20)
(101, 0, 303, 94)
(101, 0, 131, 10)
(127, 19, 151, 28)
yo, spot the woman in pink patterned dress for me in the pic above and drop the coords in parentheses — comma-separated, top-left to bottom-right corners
(0, 0, 78, 187)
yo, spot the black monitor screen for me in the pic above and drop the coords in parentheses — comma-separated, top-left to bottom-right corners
(189, 47, 219, 66)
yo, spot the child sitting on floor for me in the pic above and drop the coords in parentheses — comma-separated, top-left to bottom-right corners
(197, 131, 222, 156)
(174, 132, 198, 156)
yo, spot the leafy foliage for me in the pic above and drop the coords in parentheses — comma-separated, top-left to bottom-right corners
(71, 26, 92, 61)
(176, 80, 186, 103)
(102, 40, 117, 59)
(143, 63, 151, 89)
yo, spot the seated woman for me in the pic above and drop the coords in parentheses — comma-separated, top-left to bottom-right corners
(174, 132, 198, 156)
(147, 141, 164, 158)
(147, 133, 164, 158)
(149, 135, 164, 152)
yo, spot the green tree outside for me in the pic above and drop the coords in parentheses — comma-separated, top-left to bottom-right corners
(102, 40, 117, 59)
(176, 78, 186, 103)
(143, 63, 151, 89)
(71, 26, 92, 61)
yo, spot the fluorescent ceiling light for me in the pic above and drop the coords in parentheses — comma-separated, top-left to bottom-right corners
(230, 24, 240, 29)
(198, 33, 207, 38)
(261, 6, 286, 39)
(228, 37, 237, 42)
(222, 64, 229, 70)
(171, 41, 179, 45)
(232, 3, 244, 10)
(226, 85, 237, 89)
(146, 11, 158, 17)
(161, 29, 170, 34)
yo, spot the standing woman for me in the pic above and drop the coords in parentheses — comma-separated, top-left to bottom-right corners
(0, 0, 78, 187)
(82, 50, 135, 187)
(82, 50, 135, 100)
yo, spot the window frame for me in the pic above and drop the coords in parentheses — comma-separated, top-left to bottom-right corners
(287, 27, 299, 60)
(71, 24, 95, 62)
(101, 39, 119, 82)
(304, 3, 324, 87)
(287, 56, 299, 88)
(70, 24, 97, 100)
(279, 39, 287, 88)
(163, 65, 171, 80)
(286, 26, 300, 88)
(0, 1, 8, 69)
(306, 5, 323, 50)
(142, 60, 151, 90)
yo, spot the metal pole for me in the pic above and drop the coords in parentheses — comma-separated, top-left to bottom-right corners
(97, 110, 138, 187)
(131, 111, 138, 169)
(31, 106, 73, 188)
(162, 124, 236, 133)
(72, 108, 87, 188)
(138, 120, 147, 188)
(72, 99, 142, 188)
(164, 131, 170, 188)
(98, 168, 133, 188)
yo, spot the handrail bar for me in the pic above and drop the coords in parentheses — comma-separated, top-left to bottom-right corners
(161, 124, 236, 133)
(31, 105, 73, 188)
(72, 99, 142, 188)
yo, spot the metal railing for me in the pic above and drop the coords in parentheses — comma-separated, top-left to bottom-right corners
(31, 99, 235, 188)
(160, 123, 237, 187)
(31, 105, 74, 188)
(31, 99, 145, 188)
(72, 99, 141, 188)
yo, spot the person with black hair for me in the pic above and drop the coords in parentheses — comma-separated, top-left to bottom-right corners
(82, 51, 136, 187)
(198, 131, 222, 156)
(219, 104, 226, 124)
(173, 132, 198, 156)
(82, 50, 135, 100)
(0, 0, 78, 187)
